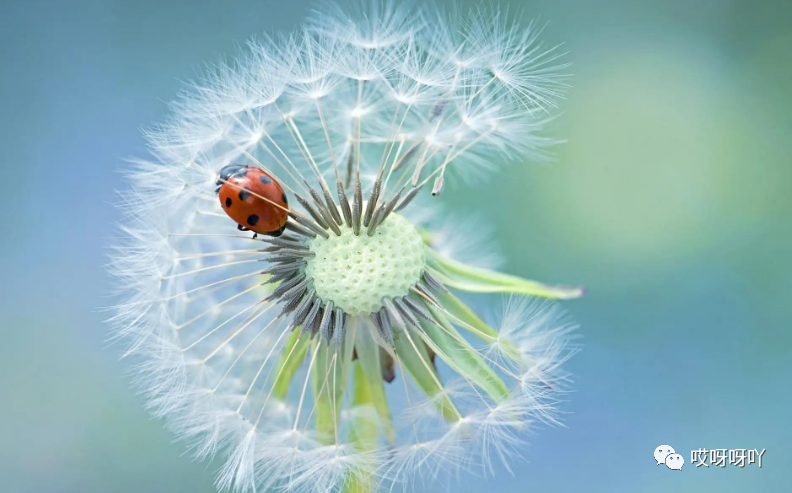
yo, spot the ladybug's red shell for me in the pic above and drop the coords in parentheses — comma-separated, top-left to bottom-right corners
(216, 165, 288, 236)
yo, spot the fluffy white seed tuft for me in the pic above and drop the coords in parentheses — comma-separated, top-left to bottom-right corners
(109, 2, 575, 492)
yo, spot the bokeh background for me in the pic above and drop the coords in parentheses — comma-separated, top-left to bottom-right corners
(1, 0, 789, 491)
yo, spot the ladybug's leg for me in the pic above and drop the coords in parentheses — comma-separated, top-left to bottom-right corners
(237, 224, 251, 232)
(252, 233, 258, 240)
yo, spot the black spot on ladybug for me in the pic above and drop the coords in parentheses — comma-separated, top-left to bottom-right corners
(259, 175, 272, 185)
(247, 214, 259, 226)
(281, 193, 288, 205)
(225, 197, 232, 207)
(239, 189, 251, 201)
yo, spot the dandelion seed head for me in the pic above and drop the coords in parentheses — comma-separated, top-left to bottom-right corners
(109, 1, 580, 491)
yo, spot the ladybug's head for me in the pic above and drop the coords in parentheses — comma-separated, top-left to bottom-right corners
(216, 164, 248, 190)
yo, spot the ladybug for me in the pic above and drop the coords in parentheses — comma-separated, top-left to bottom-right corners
(215, 164, 289, 237)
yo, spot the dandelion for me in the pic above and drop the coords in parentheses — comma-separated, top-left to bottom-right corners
(109, 2, 582, 492)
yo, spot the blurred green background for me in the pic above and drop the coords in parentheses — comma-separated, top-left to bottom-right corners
(0, 0, 789, 492)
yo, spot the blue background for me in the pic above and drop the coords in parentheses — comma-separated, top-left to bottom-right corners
(1, 0, 789, 491)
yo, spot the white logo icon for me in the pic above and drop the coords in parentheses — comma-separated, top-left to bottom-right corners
(654, 445, 675, 465)
(666, 453, 684, 470)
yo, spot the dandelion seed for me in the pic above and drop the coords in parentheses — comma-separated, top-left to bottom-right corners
(109, 2, 582, 492)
